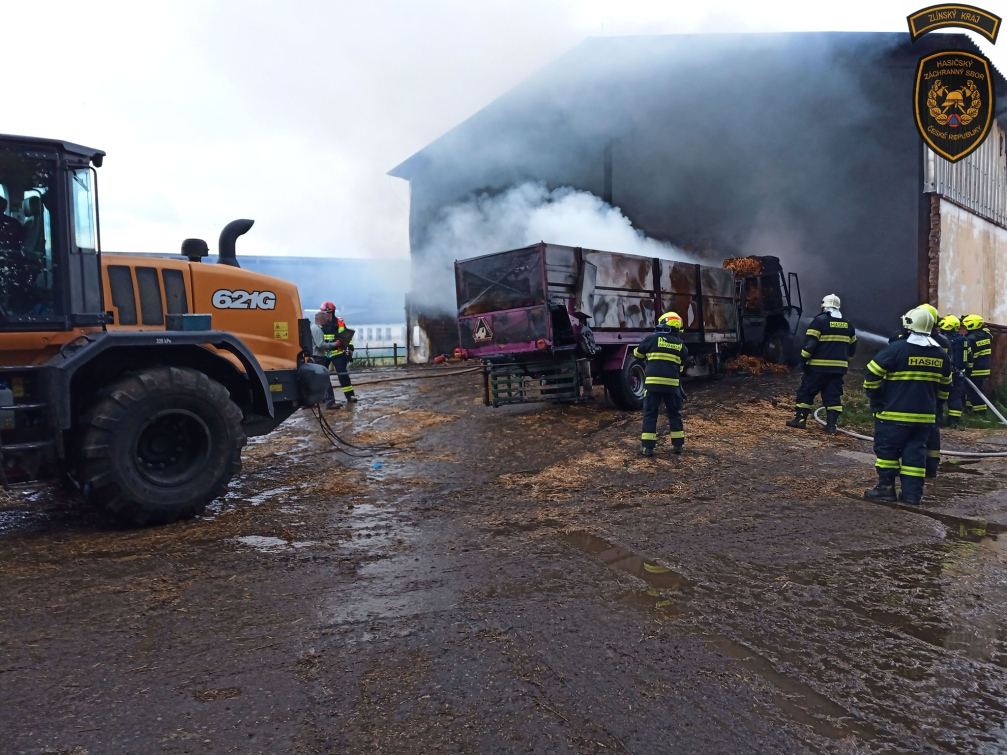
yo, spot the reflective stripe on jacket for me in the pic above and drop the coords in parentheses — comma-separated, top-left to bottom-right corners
(802, 312, 857, 373)
(322, 322, 351, 358)
(864, 338, 952, 425)
(634, 330, 689, 392)
(966, 327, 993, 378)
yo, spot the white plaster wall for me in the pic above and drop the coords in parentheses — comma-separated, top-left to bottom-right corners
(938, 199, 1007, 324)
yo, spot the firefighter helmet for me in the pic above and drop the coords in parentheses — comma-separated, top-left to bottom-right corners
(320, 301, 336, 313)
(920, 303, 938, 322)
(903, 307, 934, 335)
(938, 314, 961, 332)
(658, 311, 683, 330)
(963, 313, 985, 331)
(822, 294, 841, 310)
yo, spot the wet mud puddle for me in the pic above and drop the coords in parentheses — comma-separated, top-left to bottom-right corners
(557, 530, 870, 742)
(558, 530, 692, 611)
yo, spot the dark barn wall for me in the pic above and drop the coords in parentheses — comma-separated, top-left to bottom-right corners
(395, 32, 991, 335)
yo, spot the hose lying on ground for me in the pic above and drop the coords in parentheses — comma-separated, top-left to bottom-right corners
(812, 407, 1007, 458)
(308, 365, 481, 455)
(309, 405, 397, 457)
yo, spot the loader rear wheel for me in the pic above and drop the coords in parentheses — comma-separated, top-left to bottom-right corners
(604, 357, 646, 411)
(77, 366, 246, 526)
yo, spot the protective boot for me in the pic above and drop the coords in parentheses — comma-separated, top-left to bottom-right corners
(898, 492, 922, 505)
(672, 445, 683, 455)
(948, 417, 960, 428)
(925, 457, 940, 479)
(640, 445, 654, 458)
(824, 410, 839, 435)
(785, 408, 808, 429)
(864, 471, 897, 502)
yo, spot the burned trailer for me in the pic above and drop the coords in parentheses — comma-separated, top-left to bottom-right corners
(455, 243, 802, 409)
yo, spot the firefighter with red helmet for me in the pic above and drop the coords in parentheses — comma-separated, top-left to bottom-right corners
(634, 311, 689, 456)
(316, 301, 358, 409)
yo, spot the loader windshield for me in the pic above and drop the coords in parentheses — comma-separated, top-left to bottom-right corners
(0, 148, 57, 321)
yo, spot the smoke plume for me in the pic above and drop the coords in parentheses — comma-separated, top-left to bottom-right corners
(412, 181, 693, 312)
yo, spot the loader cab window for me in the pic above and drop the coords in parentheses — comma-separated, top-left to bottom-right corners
(0, 148, 58, 323)
(71, 169, 97, 251)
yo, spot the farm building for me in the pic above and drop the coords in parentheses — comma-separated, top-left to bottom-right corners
(389, 32, 1007, 373)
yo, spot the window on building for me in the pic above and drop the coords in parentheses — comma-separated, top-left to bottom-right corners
(385, 327, 392, 339)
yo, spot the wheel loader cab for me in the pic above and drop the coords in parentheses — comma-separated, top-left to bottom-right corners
(0, 136, 105, 332)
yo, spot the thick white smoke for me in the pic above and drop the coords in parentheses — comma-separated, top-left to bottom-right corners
(413, 181, 693, 311)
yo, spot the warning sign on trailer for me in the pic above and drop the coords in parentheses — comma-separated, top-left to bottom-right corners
(472, 317, 493, 342)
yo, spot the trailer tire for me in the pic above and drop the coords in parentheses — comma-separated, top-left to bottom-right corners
(761, 326, 793, 366)
(76, 366, 246, 526)
(604, 357, 646, 411)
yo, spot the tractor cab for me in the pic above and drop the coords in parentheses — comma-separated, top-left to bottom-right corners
(0, 134, 106, 332)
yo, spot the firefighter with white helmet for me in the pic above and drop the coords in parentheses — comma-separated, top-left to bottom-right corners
(634, 311, 689, 456)
(863, 307, 952, 505)
(786, 293, 857, 434)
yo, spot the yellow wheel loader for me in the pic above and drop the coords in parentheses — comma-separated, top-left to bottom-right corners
(0, 134, 330, 525)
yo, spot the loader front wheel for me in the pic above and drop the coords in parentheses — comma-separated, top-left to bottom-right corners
(77, 367, 246, 526)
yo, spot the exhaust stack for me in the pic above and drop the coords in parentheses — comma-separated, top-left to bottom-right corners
(218, 219, 254, 268)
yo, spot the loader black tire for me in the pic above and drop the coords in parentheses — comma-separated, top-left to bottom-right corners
(604, 356, 646, 411)
(77, 366, 246, 526)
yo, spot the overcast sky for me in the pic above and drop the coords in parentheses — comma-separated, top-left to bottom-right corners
(6, 0, 1006, 258)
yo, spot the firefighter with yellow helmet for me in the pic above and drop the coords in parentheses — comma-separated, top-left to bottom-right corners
(938, 314, 968, 426)
(963, 314, 993, 414)
(634, 311, 689, 457)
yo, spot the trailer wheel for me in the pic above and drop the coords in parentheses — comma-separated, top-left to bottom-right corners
(761, 327, 793, 366)
(604, 357, 646, 411)
(77, 366, 246, 526)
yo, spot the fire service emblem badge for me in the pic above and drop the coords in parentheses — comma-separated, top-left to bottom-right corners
(914, 50, 995, 162)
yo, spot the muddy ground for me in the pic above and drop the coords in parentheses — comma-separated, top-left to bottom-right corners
(3, 364, 1007, 754)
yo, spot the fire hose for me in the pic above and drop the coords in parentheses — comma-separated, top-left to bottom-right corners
(309, 366, 481, 455)
(812, 376, 1007, 458)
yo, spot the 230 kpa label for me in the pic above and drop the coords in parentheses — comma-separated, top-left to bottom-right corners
(212, 289, 276, 310)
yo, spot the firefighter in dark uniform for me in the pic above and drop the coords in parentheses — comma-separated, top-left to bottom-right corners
(635, 311, 689, 457)
(938, 315, 967, 427)
(963, 314, 993, 414)
(318, 301, 358, 409)
(786, 294, 856, 434)
(318, 299, 362, 408)
(888, 304, 949, 351)
(863, 307, 952, 505)
(917, 305, 949, 478)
